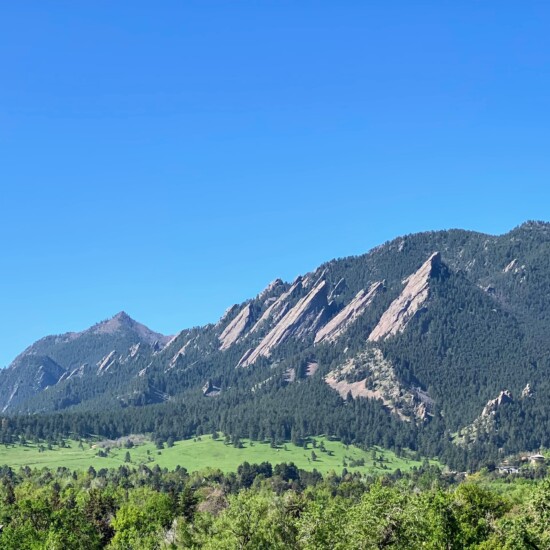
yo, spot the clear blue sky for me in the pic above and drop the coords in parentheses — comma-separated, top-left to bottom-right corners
(1, 2, 550, 367)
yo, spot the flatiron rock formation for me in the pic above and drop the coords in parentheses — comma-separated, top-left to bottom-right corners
(368, 252, 441, 341)
(218, 304, 252, 350)
(240, 279, 329, 366)
(315, 282, 382, 344)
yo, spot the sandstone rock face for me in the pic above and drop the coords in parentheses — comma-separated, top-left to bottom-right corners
(456, 389, 514, 446)
(481, 390, 513, 417)
(239, 279, 329, 367)
(504, 259, 518, 273)
(306, 362, 319, 377)
(218, 304, 252, 351)
(368, 252, 441, 342)
(64, 365, 86, 381)
(163, 330, 185, 350)
(167, 337, 195, 369)
(249, 278, 303, 334)
(521, 383, 533, 398)
(97, 350, 117, 373)
(325, 348, 430, 421)
(129, 343, 141, 358)
(315, 282, 382, 344)
(503, 258, 526, 280)
(283, 368, 296, 383)
(2, 384, 20, 413)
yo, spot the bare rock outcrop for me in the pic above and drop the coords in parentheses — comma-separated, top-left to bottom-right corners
(97, 350, 117, 374)
(250, 278, 303, 334)
(368, 252, 441, 342)
(94, 311, 171, 347)
(218, 304, 252, 351)
(306, 362, 319, 376)
(239, 279, 329, 367)
(456, 390, 514, 446)
(504, 259, 518, 273)
(502, 258, 526, 282)
(129, 343, 141, 358)
(481, 390, 513, 417)
(162, 330, 185, 350)
(202, 380, 221, 397)
(283, 368, 296, 383)
(167, 336, 196, 370)
(325, 348, 431, 421)
(315, 282, 382, 344)
(521, 383, 533, 398)
(59, 365, 87, 382)
(119, 343, 143, 364)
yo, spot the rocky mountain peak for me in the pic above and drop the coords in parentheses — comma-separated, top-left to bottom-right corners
(368, 252, 442, 342)
(93, 312, 170, 347)
(113, 311, 132, 322)
(96, 311, 135, 333)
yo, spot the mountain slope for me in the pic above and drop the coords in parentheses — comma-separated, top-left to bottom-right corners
(0, 312, 171, 411)
(2, 221, 550, 466)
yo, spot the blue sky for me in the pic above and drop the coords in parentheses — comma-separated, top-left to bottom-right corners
(1, 2, 550, 367)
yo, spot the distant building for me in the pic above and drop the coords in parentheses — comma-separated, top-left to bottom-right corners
(528, 454, 546, 465)
(497, 465, 519, 474)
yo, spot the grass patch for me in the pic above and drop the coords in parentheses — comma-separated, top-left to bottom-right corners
(0, 436, 439, 475)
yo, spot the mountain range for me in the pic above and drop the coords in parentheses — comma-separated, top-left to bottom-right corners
(2, 221, 550, 467)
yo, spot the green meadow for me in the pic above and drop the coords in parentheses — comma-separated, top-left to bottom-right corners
(0, 436, 437, 475)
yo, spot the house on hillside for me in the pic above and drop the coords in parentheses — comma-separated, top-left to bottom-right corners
(497, 465, 519, 474)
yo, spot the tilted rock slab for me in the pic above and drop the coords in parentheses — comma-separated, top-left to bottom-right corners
(315, 281, 383, 344)
(249, 278, 303, 334)
(218, 304, 252, 351)
(368, 252, 441, 342)
(97, 350, 117, 373)
(167, 336, 195, 370)
(239, 279, 328, 367)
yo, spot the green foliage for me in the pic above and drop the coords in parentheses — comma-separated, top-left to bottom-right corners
(109, 489, 173, 549)
(0, 459, 546, 548)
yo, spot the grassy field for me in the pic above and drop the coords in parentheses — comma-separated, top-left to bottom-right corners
(0, 436, 437, 475)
